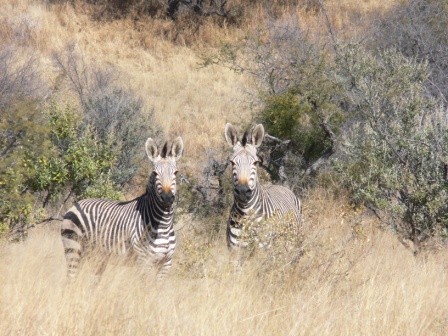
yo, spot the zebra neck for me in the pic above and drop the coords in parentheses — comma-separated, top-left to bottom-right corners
(234, 183, 262, 213)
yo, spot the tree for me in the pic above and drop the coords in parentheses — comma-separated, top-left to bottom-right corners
(335, 45, 448, 253)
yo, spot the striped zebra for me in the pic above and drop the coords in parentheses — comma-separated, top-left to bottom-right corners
(61, 136, 184, 280)
(224, 123, 302, 260)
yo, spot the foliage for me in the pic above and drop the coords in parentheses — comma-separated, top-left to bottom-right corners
(335, 45, 448, 251)
(251, 18, 342, 166)
(236, 210, 303, 278)
(205, 15, 343, 181)
(0, 46, 50, 238)
(83, 88, 157, 185)
(53, 45, 161, 186)
(0, 100, 124, 238)
(260, 89, 337, 163)
(23, 103, 123, 206)
(82, 174, 124, 200)
(370, 0, 448, 99)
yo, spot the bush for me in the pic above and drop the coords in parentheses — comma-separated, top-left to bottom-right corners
(83, 88, 157, 185)
(207, 15, 343, 180)
(0, 45, 46, 109)
(1, 101, 124, 239)
(335, 45, 448, 252)
(53, 45, 161, 186)
(23, 102, 123, 206)
(370, 0, 448, 99)
(0, 46, 49, 239)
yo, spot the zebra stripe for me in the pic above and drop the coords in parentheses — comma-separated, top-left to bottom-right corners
(61, 137, 183, 279)
(224, 123, 302, 254)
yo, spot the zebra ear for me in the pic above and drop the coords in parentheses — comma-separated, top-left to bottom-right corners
(224, 123, 239, 147)
(252, 124, 265, 147)
(145, 138, 159, 162)
(170, 137, 184, 161)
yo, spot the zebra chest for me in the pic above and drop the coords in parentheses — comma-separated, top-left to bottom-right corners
(132, 226, 176, 258)
(230, 206, 263, 227)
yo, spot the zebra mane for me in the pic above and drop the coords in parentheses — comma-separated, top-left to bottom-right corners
(160, 141, 170, 158)
(241, 130, 250, 146)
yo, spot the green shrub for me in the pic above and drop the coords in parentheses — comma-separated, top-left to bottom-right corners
(211, 16, 344, 175)
(0, 100, 50, 239)
(370, 0, 448, 99)
(53, 45, 161, 186)
(24, 103, 122, 206)
(260, 88, 340, 163)
(335, 45, 448, 251)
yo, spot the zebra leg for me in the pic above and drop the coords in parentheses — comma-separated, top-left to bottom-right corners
(94, 253, 111, 279)
(140, 255, 173, 281)
(229, 246, 244, 274)
(227, 222, 246, 273)
(156, 258, 172, 281)
(61, 218, 84, 279)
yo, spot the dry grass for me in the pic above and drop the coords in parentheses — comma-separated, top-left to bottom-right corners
(2, 1, 448, 335)
(1, 190, 448, 335)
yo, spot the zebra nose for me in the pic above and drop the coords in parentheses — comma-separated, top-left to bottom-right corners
(160, 191, 175, 204)
(235, 184, 251, 198)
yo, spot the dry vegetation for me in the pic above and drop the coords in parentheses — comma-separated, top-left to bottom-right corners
(1, 190, 448, 335)
(1, 0, 448, 335)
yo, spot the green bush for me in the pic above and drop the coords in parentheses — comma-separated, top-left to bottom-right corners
(260, 88, 339, 163)
(335, 45, 448, 251)
(0, 101, 124, 238)
(53, 45, 161, 186)
(370, 0, 448, 99)
(215, 16, 344, 172)
(24, 103, 123, 206)
(0, 100, 50, 239)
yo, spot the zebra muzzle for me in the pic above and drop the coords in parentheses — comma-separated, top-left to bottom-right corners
(235, 184, 251, 201)
(160, 191, 175, 205)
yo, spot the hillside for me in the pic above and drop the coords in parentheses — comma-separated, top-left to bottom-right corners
(1, 0, 448, 334)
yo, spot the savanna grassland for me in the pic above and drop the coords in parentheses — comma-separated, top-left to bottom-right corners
(1, 0, 448, 335)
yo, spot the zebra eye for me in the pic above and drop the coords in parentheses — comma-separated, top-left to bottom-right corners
(174, 170, 179, 176)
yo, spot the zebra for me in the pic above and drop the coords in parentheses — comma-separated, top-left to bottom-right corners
(61, 136, 184, 280)
(224, 123, 302, 262)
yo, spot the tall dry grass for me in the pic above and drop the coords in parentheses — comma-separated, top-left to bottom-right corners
(1, 1, 448, 335)
(1, 190, 447, 335)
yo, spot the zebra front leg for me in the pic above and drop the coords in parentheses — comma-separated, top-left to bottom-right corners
(155, 258, 172, 281)
(61, 218, 84, 279)
(137, 254, 171, 281)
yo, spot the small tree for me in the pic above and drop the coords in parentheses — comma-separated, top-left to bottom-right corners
(24, 102, 123, 208)
(204, 15, 343, 184)
(53, 44, 161, 186)
(335, 45, 448, 252)
(370, 0, 448, 100)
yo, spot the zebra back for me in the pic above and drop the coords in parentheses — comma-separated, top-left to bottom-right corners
(261, 185, 302, 224)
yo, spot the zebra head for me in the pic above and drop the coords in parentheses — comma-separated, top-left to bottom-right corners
(145, 137, 184, 207)
(224, 123, 265, 203)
